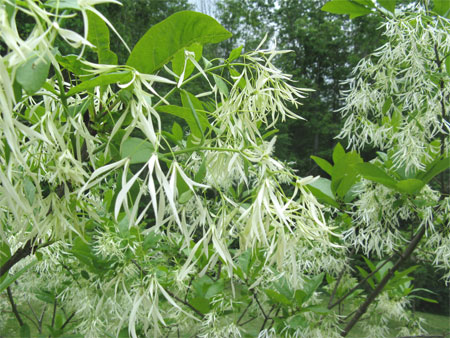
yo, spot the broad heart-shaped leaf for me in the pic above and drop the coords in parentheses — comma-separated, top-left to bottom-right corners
(172, 42, 202, 78)
(321, 0, 372, 18)
(127, 11, 232, 74)
(66, 71, 132, 96)
(434, 0, 450, 17)
(120, 137, 155, 164)
(356, 162, 398, 189)
(87, 10, 117, 65)
(156, 105, 209, 139)
(395, 178, 425, 195)
(378, 0, 396, 13)
(16, 54, 50, 95)
(306, 177, 339, 208)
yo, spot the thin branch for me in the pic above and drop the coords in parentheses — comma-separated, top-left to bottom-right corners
(237, 299, 253, 326)
(329, 255, 395, 310)
(240, 316, 257, 326)
(164, 288, 205, 319)
(7, 286, 24, 326)
(328, 265, 347, 308)
(60, 311, 76, 330)
(60, 262, 82, 288)
(27, 299, 40, 327)
(253, 292, 267, 318)
(39, 305, 47, 333)
(341, 225, 426, 337)
(0, 238, 53, 279)
(17, 311, 40, 331)
(130, 260, 205, 319)
(260, 304, 275, 331)
(51, 298, 57, 328)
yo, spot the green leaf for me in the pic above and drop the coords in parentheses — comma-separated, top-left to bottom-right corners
(303, 273, 324, 303)
(306, 177, 339, 208)
(71, 238, 94, 267)
(156, 105, 209, 139)
(228, 45, 243, 62)
(23, 177, 36, 205)
(20, 323, 31, 338)
(378, 0, 396, 13)
(67, 71, 132, 96)
(172, 43, 203, 78)
(294, 289, 307, 306)
(416, 157, 450, 184)
(264, 289, 292, 305)
(356, 265, 375, 289)
(332, 152, 363, 198)
(229, 67, 246, 89)
(321, 0, 372, 18)
(311, 156, 333, 176)
(87, 10, 117, 65)
(356, 162, 398, 189)
(434, 0, 450, 17)
(16, 55, 50, 95)
(0, 260, 37, 294)
(35, 289, 55, 304)
(204, 280, 224, 299)
(446, 56, 450, 76)
(395, 178, 425, 195)
(287, 314, 308, 329)
(332, 143, 346, 164)
(382, 97, 392, 114)
(120, 137, 155, 164)
(304, 305, 330, 314)
(194, 157, 207, 182)
(127, 11, 231, 74)
(56, 54, 92, 76)
(189, 297, 210, 314)
(0, 241, 11, 284)
(213, 74, 229, 97)
(410, 295, 438, 303)
(143, 232, 162, 251)
(171, 122, 184, 141)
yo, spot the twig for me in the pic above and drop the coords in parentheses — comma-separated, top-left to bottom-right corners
(252, 292, 267, 318)
(240, 316, 257, 326)
(237, 299, 253, 325)
(164, 288, 205, 319)
(7, 286, 24, 326)
(39, 306, 47, 333)
(260, 305, 275, 331)
(60, 311, 76, 330)
(51, 298, 57, 328)
(0, 238, 53, 279)
(328, 265, 347, 308)
(341, 226, 426, 336)
(329, 254, 395, 310)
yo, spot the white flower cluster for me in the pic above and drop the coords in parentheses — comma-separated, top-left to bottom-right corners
(338, 10, 450, 172)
